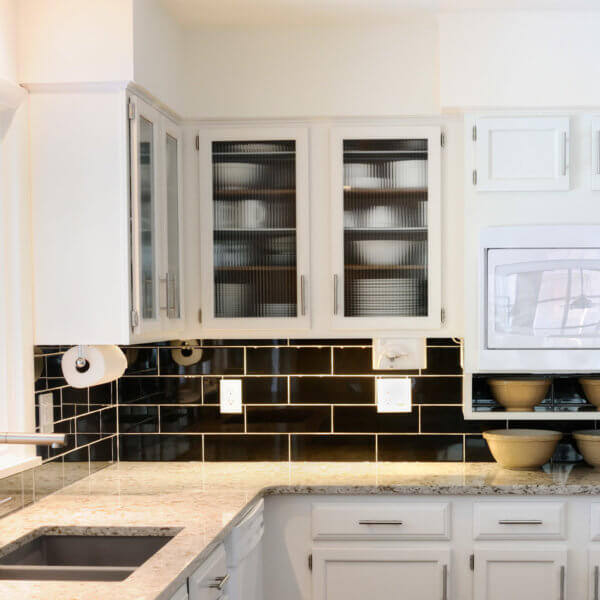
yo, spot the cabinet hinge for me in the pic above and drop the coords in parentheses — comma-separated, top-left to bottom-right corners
(128, 101, 136, 120)
(469, 554, 475, 571)
(440, 132, 445, 148)
(130, 308, 139, 329)
(308, 554, 312, 571)
(198, 309, 202, 323)
(195, 135, 200, 151)
(441, 308, 446, 324)
(472, 170, 478, 185)
(472, 125, 477, 141)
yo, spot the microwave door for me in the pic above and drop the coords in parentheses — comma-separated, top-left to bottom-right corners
(487, 251, 600, 349)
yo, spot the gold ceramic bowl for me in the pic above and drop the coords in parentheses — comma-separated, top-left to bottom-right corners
(574, 430, 600, 468)
(483, 429, 562, 470)
(488, 378, 551, 412)
(579, 379, 600, 410)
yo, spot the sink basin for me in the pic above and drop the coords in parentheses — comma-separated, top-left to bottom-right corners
(0, 528, 179, 581)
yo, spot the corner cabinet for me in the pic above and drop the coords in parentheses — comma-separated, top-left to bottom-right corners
(198, 127, 310, 330)
(329, 127, 442, 329)
(30, 85, 184, 344)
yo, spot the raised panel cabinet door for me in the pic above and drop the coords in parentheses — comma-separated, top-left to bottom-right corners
(312, 547, 450, 600)
(473, 548, 567, 600)
(330, 126, 442, 330)
(199, 127, 311, 331)
(473, 116, 570, 191)
(589, 550, 600, 600)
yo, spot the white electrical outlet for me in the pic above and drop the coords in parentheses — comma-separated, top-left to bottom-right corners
(220, 379, 242, 414)
(376, 378, 412, 413)
(39, 393, 55, 433)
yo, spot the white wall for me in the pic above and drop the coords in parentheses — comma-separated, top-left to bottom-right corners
(438, 11, 600, 109)
(17, 0, 134, 83)
(182, 19, 439, 119)
(0, 0, 17, 82)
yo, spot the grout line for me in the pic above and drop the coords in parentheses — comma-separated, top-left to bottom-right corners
(287, 375, 291, 404)
(462, 434, 466, 462)
(243, 347, 247, 375)
(375, 434, 378, 462)
(158, 406, 161, 434)
(330, 347, 334, 374)
(201, 435, 205, 462)
(243, 405, 247, 433)
(288, 434, 292, 462)
(331, 405, 334, 433)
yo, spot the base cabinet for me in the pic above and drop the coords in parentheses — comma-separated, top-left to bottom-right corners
(311, 547, 450, 600)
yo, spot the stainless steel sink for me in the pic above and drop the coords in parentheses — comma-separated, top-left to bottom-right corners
(0, 528, 180, 581)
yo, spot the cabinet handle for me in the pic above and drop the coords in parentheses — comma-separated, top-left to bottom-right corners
(498, 520, 543, 525)
(167, 272, 177, 317)
(563, 131, 568, 176)
(208, 574, 229, 590)
(159, 274, 169, 311)
(594, 565, 598, 600)
(300, 275, 307, 316)
(442, 564, 448, 600)
(333, 274, 339, 315)
(597, 132, 600, 175)
(560, 565, 565, 600)
(358, 520, 403, 525)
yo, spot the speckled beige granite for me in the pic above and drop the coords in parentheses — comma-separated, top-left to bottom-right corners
(1, 461, 600, 600)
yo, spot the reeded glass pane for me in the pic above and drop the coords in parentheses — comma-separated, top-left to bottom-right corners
(212, 140, 297, 318)
(139, 117, 155, 320)
(166, 133, 180, 319)
(343, 138, 428, 317)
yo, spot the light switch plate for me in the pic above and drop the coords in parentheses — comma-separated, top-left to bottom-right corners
(220, 379, 242, 414)
(372, 338, 426, 370)
(376, 378, 412, 413)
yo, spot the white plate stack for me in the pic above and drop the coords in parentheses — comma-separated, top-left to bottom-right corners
(350, 278, 426, 316)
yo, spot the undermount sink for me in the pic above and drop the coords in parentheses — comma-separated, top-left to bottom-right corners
(0, 528, 180, 581)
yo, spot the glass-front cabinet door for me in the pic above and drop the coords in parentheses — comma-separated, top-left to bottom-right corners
(330, 126, 441, 329)
(199, 128, 310, 329)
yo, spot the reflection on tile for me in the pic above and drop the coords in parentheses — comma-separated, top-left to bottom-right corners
(119, 405, 159, 433)
(290, 377, 374, 404)
(33, 458, 64, 501)
(378, 435, 463, 461)
(88, 437, 115, 463)
(412, 378, 462, 404)
(247, 407, 330, 433)
(119, 378, 203, 405)
(0, 473, 24, 517)
(246, 347, 331, 375)
(333, 406, 418, 433)
(159, 347, 244, 375)
(120, 434, 204, 461)
(421, 347, 461, 375)
(204, 435, 288, 461)
(465, 435, 494, 462)
(291, 435, 375, 461)
(161, 406, 243, 433)
(122, 347, 158, 375)
(333, 347, 417, 375)
(88, 382, 114, 405)
(420, 406, 500, 434)
(61, 387, 88, 405)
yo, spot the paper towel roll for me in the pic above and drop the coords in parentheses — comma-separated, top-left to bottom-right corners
(170, 340, 203, 366)
(61, 345, 127, 388)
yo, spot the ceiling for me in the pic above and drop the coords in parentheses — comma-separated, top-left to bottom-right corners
(160, 0, 600, 27)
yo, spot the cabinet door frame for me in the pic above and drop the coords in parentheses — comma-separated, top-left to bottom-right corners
(311, 546, 450, 600)
(329, 125, 442, 330)
(591, 117, 600, 191)
(129, 94, 164, 340)
(198, 126, 311, 330)
(474, 116, 570, 191)
(473, 547, 567, 600)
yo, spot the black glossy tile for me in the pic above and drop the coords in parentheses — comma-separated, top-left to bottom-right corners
(62, 446, 89, 463)
(88, 437, 114, 462)
(158, 347, 244, 375)
(333, 347, 417, 375)
(247, 406, 330, 433)
(100, 407, 117, 435)
(246, 347, 331, 375)
(378, 435, 463, 461)
(203, 377, 287, 405)
(122, 347, 158, 375)
(465, 435, 494, 462)
(119, 378, 203, 405)
(119, 405, 159, 433)
(204, 435, 288, 461)
(290, 377, 374, 404)
(420, 406, 500, 434)
(507, 420, 597, 433)
(289, 338, 371, 346)
(61, 387, 88, 405)
(45, 353, 65, 377)
(45, 377, 68, 390)
(427, 338, 461, 347)
(161, 406, 243, 433)
(76, 411, 101, 434)
(334, 406, 418, 433)
(89, 382, 114, 405)
(412, 377, 462, 404)
(421, 347, 462, 375)
(202, 339, 287, 346)
(120, 434, 204, 461)
(291, 434, 375, 461)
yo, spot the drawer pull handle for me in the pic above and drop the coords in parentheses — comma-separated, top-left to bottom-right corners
(498, 520, 543, 525)
(208, 574, 229, 590)
(594, 565, 599, 600)
(358, 520, 404, 525)
(560, 565, 565, 600)
(442, 564, 448, 600)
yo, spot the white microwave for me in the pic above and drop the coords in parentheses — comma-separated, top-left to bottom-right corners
(478, 226, 600, 372)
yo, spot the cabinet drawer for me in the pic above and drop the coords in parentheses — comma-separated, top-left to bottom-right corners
(474, 502, 566, 540)
(589, 504, 600, 541)
(311, 502, 450, 540)
(189, 544, 229, 600)
(170, 583, 189, 600)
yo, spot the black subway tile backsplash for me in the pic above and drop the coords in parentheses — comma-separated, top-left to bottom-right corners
(333, 406, 418, 433)
(290, 377, 374, 404)
(246, 347, 331, 374)
(421, 347, 462, 375)
(291, 434, 375, 461)
(379, 435, 464, 462)
(161, 406, 244, 433)
(204, 435, 288, 461)
(333, 347, 417, 375)
(246, 406, 331, 433)
(158, 347, 244, 375)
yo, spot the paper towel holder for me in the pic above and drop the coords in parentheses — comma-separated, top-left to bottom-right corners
(75, 345, 90, 373)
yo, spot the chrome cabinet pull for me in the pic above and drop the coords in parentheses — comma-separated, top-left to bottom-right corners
(208, 574, 229, 590)
(563, 131, 568, 176)
(594, 565, 599, 600)
(300, 275, 307, 316)
(442, 564, 448, 600)
(358, 520, 403, 526)
(159, 274, 169, 311)
(167, 272, 177, 317)
(498, 520, 543, 525)
(560, 565, 565, 600)
(333, 274, 339, 315)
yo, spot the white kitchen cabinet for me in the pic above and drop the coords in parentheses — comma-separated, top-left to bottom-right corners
(198, 127, 310, 330)
(169, 583, 189, 600)
(591, 118, 600, 190)
(29, 84, 184, 344)
(189, 544, 229, 600)
(588, 550, 600, 600)
(329, 126, 442, 330)
(312, 547, 449, 600)
(473, 548, 567, 600)
(473, 116, 570, 191)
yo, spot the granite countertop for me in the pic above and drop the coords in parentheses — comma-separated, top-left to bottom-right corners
(1, 461, 600, 600)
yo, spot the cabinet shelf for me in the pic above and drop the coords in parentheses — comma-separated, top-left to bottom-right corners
(213, 151, 295, 157)
(343, 187, 427, 196)
(344, 227, 427, 232)
(214, 189, 296, 197)
(214, 228, 296, 233)
(345, 265, 426, 270)
(215, 265, 295, 271)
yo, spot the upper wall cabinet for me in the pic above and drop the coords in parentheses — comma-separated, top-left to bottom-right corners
(198, 127, 310, 330)
(30, 87, 184, 344)
(329, 126, 442, 330)
(473, 117, 570, 191)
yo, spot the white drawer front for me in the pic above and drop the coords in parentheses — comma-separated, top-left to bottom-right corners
(189, 544, 228, 600)
(589, 504, 600, 541)
(312, 502, 450, 540)
(170, 583, 189, 600)
(474, 502, 566, 540)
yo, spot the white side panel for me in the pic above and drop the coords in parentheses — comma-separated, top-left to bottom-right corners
(591, 117, 600, 191)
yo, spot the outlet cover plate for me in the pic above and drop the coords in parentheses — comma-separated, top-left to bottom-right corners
(376, 378, 412, 413)
(220, 379, 242, 414)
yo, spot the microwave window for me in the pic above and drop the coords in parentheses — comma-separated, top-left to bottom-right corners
(489, 249, 600, 346)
